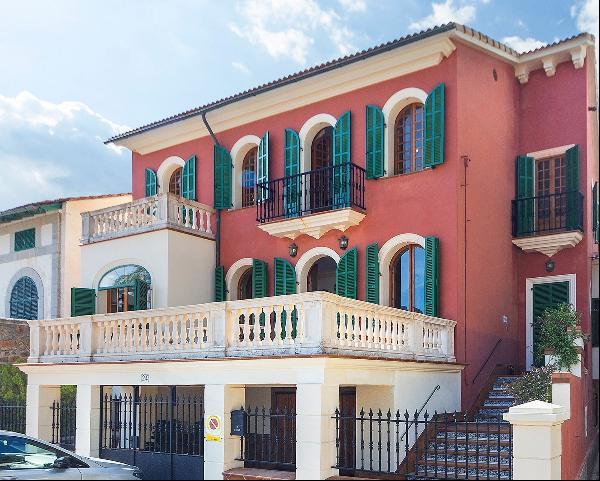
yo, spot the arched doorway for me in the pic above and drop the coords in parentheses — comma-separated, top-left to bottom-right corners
(169, 167, 183, 196)
(307, 257, 337, 293)
(390, 244, 425, 313)
(238, 268, 253, 300)
(310, 126, 334, 211)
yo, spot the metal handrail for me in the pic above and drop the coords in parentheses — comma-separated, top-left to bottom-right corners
(471, 338, 502, 385)
(399, 384, 441, 441)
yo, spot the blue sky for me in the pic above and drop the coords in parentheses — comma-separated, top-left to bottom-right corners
(0, 0, 598, 210)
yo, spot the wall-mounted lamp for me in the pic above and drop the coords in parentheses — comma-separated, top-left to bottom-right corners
(545, 258, 555, 273)
(502, 315, 509, 329)
(289, 243, 298, 258)
(338, 235, 349, 250)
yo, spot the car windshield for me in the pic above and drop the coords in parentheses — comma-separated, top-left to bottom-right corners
(0, 435, 59, 470)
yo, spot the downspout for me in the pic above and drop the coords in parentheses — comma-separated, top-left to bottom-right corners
(201, 111, 222, 268)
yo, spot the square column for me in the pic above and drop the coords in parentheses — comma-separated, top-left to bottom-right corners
(75, 385, 101, 457)
(296, 383, 339, 480)
(504, 401, 569, 480)
(26, 384, 60, 441)
(203, 384, 245, 480)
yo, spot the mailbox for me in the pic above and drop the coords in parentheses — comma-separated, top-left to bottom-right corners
(230, 409, 247, 436)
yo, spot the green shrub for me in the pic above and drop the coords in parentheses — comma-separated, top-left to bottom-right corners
(534, 303, 586, 370)
(506, 365, 555, 405)
(0, 362, 27, 403)
(60, 385, 77, 405)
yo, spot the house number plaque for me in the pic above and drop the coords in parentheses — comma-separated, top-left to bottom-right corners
(140, 373, 150, 383)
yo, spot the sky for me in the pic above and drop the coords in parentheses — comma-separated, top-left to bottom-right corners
(0, 0, 598, 210)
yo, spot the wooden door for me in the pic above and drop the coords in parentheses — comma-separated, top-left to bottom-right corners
(536, 156, 566, 231)
(339, 387, 356, 474)
(271, 389, 296, 468)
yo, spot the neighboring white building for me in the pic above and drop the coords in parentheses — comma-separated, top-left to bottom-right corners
(0, 195, 131, 320)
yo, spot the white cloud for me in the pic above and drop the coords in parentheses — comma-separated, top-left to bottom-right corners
(230, 0, 358, 64)
(338, 0, 367, 12)
(409, 0, 476, 31)
(571, 0, 598, 86)
(0, 91, 131, 210)
(232, 61, 252, 75)
(502, 35, 547, 53)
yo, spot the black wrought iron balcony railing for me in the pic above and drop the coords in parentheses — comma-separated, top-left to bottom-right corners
(512, 191, 584, 237)
(256, 162, 366, 224)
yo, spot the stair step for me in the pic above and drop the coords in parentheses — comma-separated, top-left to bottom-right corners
(483, 400, 514, 407)
(434, 423, 511, 434)
(488, 392, 515, 399)
(427, 443, 511, 456)
(496, 376, 520, 383)
(417, 455, 511, 469)
(436, 432, 512, 445)
(414, 465, 512, 479)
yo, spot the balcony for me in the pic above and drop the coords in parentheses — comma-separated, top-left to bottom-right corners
(26, 292, 456, 364)
(256, 162, 366, 239)
(81, 193, 215, 244)
(511, 191, 584, 257)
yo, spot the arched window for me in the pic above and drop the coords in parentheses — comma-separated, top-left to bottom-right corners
(10, 276, 39, 320)
(390, 244, 425, 313)
(307, 257, 337, 293)
(311, 126, 333, 170)
(241, 147, 257, 208)
(393, 103, 424, 175)
(99, 265, 152, 313)
(238, 268, 253, 300)
(169, 167, 183, 196)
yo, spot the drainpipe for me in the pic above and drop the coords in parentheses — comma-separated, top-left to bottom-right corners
(201, 111, 222, 268)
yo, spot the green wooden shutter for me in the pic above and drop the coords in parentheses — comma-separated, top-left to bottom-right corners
(14, 228, 35, 252)
(274, 257, 297, 296)
(515, 155, 535, 236)
(145, 168, 157, 197)
(566, 144, 580, 230)
(336, 247, 357, 299)
(532, 281, 570, 367)
(424, 83, 445, 168)
(365, 243, 379, 304)
(593, 182, 599, 244)
(424, 237, 439, 317)
(182, 155, 196, 200)
(214, 145, 233, 210)
(284, 128, 301, 217)
(215, 266, 226, 302)
(366, 105, 384, 179)
(134, 279, 149, 311)
(333, 111, 351, 208)
(71, 288, 96, 316)
(257, 132, 269, 202)
(252, 259, 268, 298)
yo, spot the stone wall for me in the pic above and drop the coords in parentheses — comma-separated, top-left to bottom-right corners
(0, 318, 29, 363)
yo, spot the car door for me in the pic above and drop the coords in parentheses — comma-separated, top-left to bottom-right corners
(0, 435, 82, 480)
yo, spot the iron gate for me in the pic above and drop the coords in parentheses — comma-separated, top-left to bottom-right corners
(50, 401, 76, 451)
(99, 387, 204, 481)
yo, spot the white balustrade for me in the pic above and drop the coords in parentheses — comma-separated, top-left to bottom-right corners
(81, 193, 215, 244)
(27, 292, 456, 364)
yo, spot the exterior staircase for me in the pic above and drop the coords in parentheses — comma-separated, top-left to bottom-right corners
(408, 374, 521, 480)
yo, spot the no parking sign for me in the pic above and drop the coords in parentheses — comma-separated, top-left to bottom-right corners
(205, 415, 222, 442)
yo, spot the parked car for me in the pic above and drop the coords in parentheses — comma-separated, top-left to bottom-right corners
(0, 431, 142, 480)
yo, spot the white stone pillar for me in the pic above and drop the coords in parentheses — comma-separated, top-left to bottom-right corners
(26, 384, 60, 441)
(296, 383, 339, 480)
(203, 384, 245, 480)
(75, 385, 101, 457)
(503, 401, 569, 480)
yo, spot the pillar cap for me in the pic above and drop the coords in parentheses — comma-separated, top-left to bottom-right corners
(503, 400, 569, 425)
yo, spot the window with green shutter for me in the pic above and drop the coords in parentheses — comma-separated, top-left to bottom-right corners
(515, 155, 534, 236)
(134, 279, 150, 311)
(215, 266, 226, 302)
(145, 168, 158, 197)
(593, 182, 599, 244)
(71, 287, 96, 317)
(274, 257, 297, 296)
(284, 128, 301, 217)
(10, 276, 39, 320)
(214, 145, 233, 210)
(424, 83, 445, 168)
(336, 247, 357, 299)
(14, 228, 35, 252)
(257, 132, 269, 202)
(252, 259, 268, 298)
(182, 155, 196, 200)
(424, 237, 439, 317)
(565, 145, 580, 230)
(333, 111, 351, 208)
(365, 243, 379, 304)
(365, 105, 384, 179)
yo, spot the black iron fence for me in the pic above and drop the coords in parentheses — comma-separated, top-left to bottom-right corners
(50, 401, 76, 451)
(257, 162, 366, 223)
(512, 191, 583, 237)
(0, 401, 26, 433)
(333, 409, 512, 480)
(236, 406, 296, 472)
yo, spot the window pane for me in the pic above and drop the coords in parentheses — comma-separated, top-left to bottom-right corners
(0, 435, 59, 470)
(413, 246, 425, 314)
(99, 265, 151, 289)
(400, 250, 410, 310)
